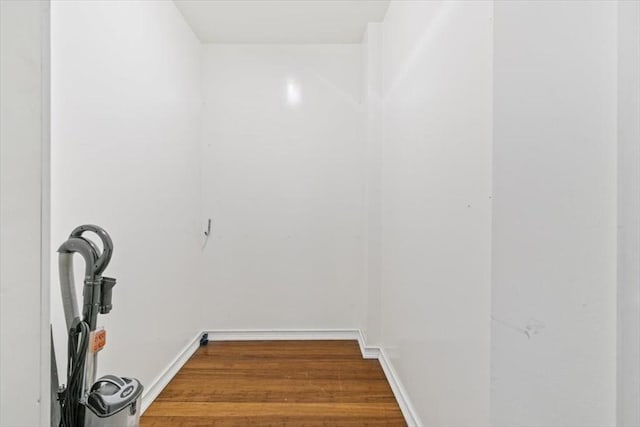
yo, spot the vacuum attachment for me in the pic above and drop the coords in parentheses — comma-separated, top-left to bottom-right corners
(99, 277, 116, 314)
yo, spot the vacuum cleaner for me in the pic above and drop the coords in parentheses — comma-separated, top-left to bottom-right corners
(54, 225, 143, 427)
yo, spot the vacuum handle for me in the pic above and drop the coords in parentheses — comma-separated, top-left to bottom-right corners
(70, 224, 114, 275)
(91, 374, 126, 391)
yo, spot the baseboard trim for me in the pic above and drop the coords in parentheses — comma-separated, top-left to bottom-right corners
(142, 328, 421, 426)
(375, 347, 421, 426)
(354, 330, 420, 425)
(205, 328, 361, 342)
(141, 331, 202, 414)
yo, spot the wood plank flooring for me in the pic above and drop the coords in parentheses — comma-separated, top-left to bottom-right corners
(141, 340, 406, 426)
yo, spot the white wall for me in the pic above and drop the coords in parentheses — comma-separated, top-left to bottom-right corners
(0, 2, 50, 426)
(365, 1, 494, 424)
(491, 2, 618, 426)
(200, 44, 364, 330)
(617, 1, 640, 426)
(50, 0, 202, 392)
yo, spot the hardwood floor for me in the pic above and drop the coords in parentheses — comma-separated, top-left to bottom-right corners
(141, 340, 406, 426)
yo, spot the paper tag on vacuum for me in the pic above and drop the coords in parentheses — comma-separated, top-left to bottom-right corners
(91, 328, 106, 353)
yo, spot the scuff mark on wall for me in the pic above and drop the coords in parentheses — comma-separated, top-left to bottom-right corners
(491, 316, 545, 339)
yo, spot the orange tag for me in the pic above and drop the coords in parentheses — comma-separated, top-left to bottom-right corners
(92, 329, 106, 353)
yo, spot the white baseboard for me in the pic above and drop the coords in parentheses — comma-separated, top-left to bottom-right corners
(142, 328, 421, 426)
(374, 347, 421, 426)
(205, 328, 361, 342)
(354, 330, 420, 426)
(141, 331, 202, 414)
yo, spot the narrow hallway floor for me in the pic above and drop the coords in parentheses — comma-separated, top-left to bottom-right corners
(141, 340, 406, 426)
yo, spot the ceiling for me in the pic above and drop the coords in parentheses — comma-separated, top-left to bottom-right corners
(173, 0, 390, 44)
